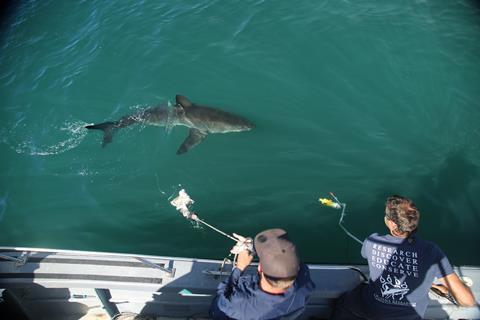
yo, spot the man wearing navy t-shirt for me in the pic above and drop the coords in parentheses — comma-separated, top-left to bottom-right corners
(331, 195, 476, 320)
(210, 228, 315, 320)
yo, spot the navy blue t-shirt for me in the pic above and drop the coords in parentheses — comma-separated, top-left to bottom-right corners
(210, 263, 315, 320)
(357, 233, 454, 319)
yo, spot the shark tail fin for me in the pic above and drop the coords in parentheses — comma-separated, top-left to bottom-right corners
(85, 121, 118, 147)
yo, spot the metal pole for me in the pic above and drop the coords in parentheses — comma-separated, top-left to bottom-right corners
(0, 254, 23, 263)
(135, 257, 175, 277)
(95, 288, 119, 319)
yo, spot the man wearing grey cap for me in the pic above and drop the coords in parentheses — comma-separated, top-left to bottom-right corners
(210, 229, 315, 320)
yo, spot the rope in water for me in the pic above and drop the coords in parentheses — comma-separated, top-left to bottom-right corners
(329, 193, 363, 245)
(338, 203, 363, 245)
(192, 216, 237, 242)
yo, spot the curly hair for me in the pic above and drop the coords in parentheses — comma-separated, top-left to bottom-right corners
(385, 195, 420, 234)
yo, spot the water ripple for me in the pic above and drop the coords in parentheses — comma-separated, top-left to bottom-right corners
(5, 119, 90, 156)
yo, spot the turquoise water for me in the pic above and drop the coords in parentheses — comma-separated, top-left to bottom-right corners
(1, 1, 479, 265)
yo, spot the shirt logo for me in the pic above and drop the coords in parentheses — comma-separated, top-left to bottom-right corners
(380, 275, 409, 300)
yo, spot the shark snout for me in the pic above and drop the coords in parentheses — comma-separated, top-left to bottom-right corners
(245, 122, 255, 130)
(237, 117, 255, 131)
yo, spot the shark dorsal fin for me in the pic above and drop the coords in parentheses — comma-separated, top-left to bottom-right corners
(176, 95, 193, 108)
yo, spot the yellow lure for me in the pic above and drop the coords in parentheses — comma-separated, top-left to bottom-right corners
(319, 198, 341, 209)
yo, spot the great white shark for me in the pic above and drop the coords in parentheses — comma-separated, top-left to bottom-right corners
(85, 95, 254, 154)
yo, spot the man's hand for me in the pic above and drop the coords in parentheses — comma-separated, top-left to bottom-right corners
(236, 250, 254, 272)
(230, 233, 253, 254)
(230, 233, 254, 272)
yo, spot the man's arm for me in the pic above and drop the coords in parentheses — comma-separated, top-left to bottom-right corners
(210, 250, 254, 319)
(236, 250, 254, 272)
(216, 249, 253, 295)
(435, 273, 476, 307)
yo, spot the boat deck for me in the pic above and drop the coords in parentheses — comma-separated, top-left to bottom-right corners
(0, 247, 479, 319)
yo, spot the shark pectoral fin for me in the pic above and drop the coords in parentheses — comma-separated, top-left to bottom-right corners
(177, 129, 208, 155)
(176, 95, 193, 108)
(101, 127, 116, 147)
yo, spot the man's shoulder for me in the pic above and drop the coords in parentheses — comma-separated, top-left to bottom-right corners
(365, 233, 432, 246)
(294, 263, 316, 292)
(299, 262, 312, 278)
(365, 233, 385, 242)
(364, 233, 448, 261)
(414, 237, 448, 259)
(367, 232, 381, 239)
(236, 272, 258, 287)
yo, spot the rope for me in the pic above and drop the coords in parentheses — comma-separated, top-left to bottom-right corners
(329, 193, 363, 245)
(338, 203, 363, 245)
(192, 216, 237, 242)
(170, 189, 254, 270)
(190, 217, 244, 269)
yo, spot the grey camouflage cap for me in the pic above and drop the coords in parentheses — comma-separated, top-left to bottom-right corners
(254, 228, 300, 278)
